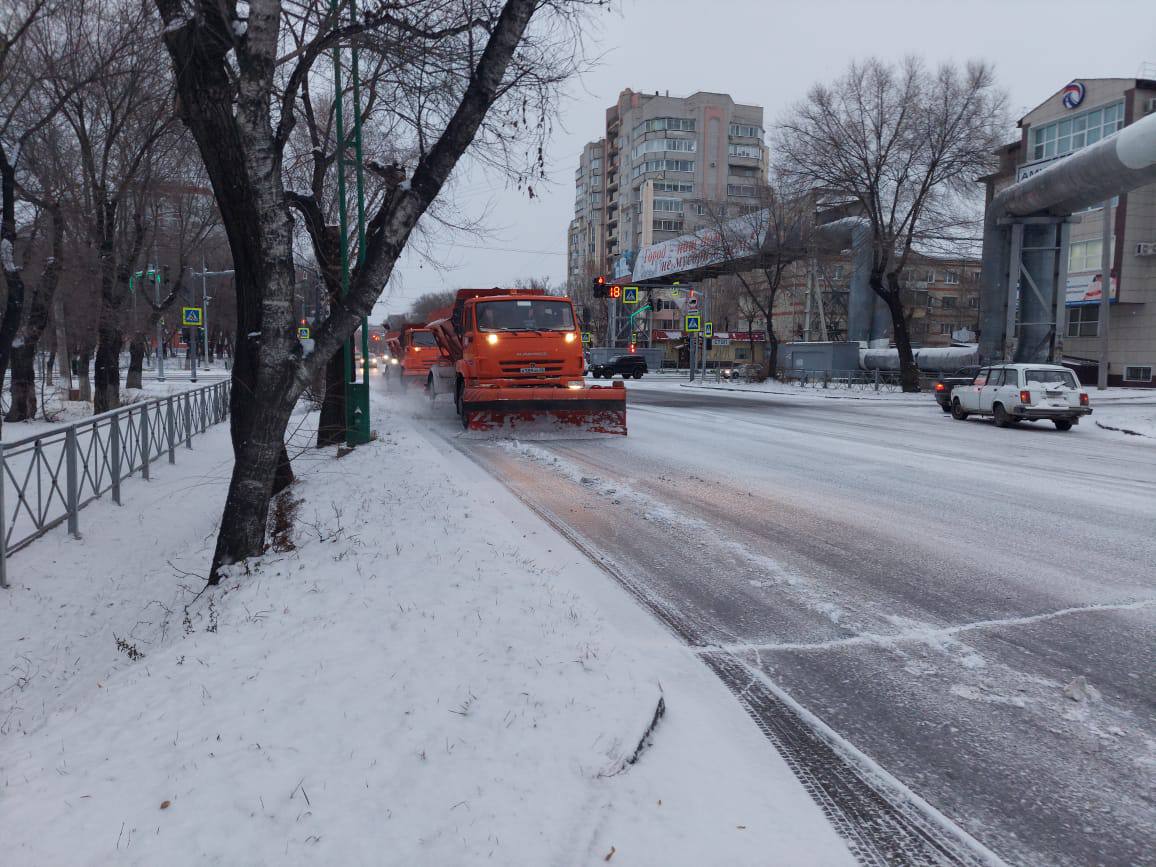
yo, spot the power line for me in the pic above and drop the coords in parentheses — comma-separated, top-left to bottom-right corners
(433, 241, 566, 256)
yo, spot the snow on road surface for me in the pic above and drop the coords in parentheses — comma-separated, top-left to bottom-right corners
(1, 392, 855, 866)
(411, 377, 1156, 867)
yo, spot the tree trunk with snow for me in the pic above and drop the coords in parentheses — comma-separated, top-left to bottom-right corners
(6, 345, 36, 421)
(53, 295, 70, 393)
(126, 336, 146, 389)
(76, 348, 92, 402)
(157, 0, 548, 580)
(0, 157, 25, 436)
(7, 201, 65, 421)
(880, 272, 920, 392)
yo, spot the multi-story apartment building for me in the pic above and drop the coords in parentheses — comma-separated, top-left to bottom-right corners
(983, 76, 1156, 386)
(566, 140, 606, 296)
(604, 89, 766, 274)
(567, 89, 767, 340)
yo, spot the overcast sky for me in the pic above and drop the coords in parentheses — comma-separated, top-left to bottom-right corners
(374, 0, 1156, 322)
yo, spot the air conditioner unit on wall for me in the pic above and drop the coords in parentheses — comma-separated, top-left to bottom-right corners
(1136, 242, 1156, 256)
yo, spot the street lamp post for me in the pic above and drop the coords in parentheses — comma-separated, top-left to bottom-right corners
(191, 261, 235, 373)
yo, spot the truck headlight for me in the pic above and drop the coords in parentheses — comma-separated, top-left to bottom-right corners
(486, 333, 499, 345)
(565, 332, 576, 343)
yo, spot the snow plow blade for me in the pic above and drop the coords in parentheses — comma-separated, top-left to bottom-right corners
(462, 383, 627, 435)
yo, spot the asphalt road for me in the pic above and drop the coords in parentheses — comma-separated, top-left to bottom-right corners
(406, 378, 1156, 866)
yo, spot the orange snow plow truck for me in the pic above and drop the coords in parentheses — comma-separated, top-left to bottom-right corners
(426, 288, 626, 434)
(387, 325, 446, 391)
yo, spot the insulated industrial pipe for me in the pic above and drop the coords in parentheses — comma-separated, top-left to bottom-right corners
(979, 111, 1156, 362)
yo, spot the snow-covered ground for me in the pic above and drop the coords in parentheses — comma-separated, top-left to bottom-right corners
(0, 393, 855, 866)
(433, 377, 1155, 866)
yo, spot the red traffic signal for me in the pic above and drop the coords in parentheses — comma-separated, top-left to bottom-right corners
(629, 342, 636, 352)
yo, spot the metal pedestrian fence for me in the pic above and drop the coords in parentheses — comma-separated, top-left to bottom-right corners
(0, 381, 232, 588)
(779, 368, 904, 392)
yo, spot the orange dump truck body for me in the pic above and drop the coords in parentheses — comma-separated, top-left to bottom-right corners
(397, 327, 446, 386)
(426, 288, 626, 434)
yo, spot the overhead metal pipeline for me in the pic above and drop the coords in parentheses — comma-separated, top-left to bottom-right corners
(979, 111, 1156, 362)
(813, 217, 888, 343)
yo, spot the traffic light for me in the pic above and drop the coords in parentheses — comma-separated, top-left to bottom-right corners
(592, 276, 622, 299)
(629, 342, 635, 353)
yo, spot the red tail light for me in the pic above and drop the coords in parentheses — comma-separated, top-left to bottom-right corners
(935, 382, 945, 392)
(1080, 392, 1089, 406)
(1019, 389, 1031, 405)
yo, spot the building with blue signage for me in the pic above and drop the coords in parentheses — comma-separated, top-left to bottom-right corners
(983, 77, 1156, 386)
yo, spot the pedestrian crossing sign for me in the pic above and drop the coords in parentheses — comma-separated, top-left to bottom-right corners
(684, 314, 702, 333)
(581, 332, 592, 344)
(298, 326, 311, 340)
(705, 321, 714, 338)
(181, 306, 203, 327)
(623, 286, 639, 305)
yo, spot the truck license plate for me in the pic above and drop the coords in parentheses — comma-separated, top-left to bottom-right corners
(520, 366, 546, 374)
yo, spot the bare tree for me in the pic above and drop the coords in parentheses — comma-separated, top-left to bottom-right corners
(407, 289, 457, 322)
(123, 166, 220, 390)
(695, 183, 814, 380)
(48, 0, 178, 412)
(0, 0, 108, 433)
(567, 256, 605, 340)
(776, 57, 1005, 391)
(3, 174, 63, 421)
(155, 0, 597, 580)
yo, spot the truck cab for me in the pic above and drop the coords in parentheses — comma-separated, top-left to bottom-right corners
(425, 288, 626, 434)
(456, 291, 585, 389)
(396, 327, 446, 390)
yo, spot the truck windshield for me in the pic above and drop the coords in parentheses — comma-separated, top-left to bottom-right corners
(1026, 369, 1078, 388)
(476, 299, 575, 332)
(410, 331, 437, 347)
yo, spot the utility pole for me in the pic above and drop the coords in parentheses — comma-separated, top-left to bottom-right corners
(191, 263, 234, 371)
(201, 251, 210, 365)
(155, 268, 165, 382)
(190, 269, 198, 383)
(1097, 201, 1112, 390)
(701, 285, 711, 381)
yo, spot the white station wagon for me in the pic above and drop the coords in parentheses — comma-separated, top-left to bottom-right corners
(950, 363, 1092, 431)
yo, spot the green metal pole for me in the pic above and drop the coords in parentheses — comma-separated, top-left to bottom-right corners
(330, 0, 355, 441)
(350, 0, 370, 403)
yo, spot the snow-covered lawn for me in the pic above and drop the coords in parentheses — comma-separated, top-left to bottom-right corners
(1, 394, 853, 866)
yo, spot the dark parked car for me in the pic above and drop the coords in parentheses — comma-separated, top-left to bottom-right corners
(933, 366, 981, 412)
(591, 354, 647, 379)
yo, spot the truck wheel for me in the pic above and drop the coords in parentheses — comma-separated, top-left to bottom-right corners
(1054, 419, 1073, 431)
(993, 403, 1011, 428)
(427, 373, 436, 400)
(455, 378, 468, 428)
(951, 399, 968, 420)
(632, 370, 643, 379)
